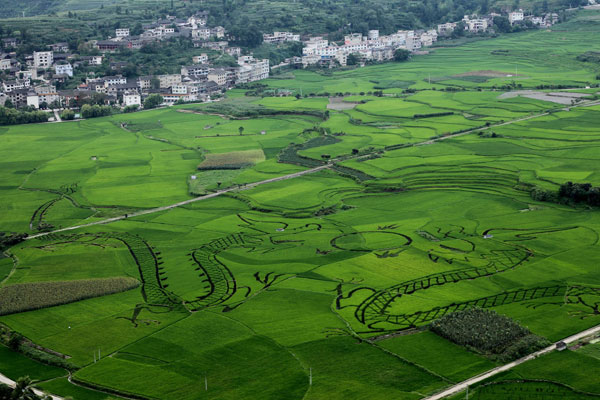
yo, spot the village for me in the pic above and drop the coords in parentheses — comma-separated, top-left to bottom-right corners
(0, 8, 561, 115)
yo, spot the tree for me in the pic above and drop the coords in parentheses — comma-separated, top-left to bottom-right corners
(394, 49, 411, 62)
(494, 16, 512, 33)
(143, 94, 163, 109)
(60, 109, 75, 120)
(346, 53, 360, 66)
(4, 99, 14, 109)
(238, 126, 244, 135)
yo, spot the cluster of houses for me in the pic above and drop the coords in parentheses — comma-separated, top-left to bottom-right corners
(0, 51, 270, 109)
(300, 29, 437, 67)
(0, 10, 272, 110)
(81, 53, 269, 107)
(95, 12, 227, 52)
(438, 10, 559, 35)
(0, 7, 567, 112)
(299, 8, 560, 68)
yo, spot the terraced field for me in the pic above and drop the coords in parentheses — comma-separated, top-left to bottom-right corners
(2, 9, 600, 400)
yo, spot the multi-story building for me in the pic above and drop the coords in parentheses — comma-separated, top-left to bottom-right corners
(509, 9, 524, 25)
(123, 90, 141, 107)
(116, 28, 130, 38)
(158, 74, 182, 88)
(437, 22, 457, 35)
(207, 68, 228, 86)
(171, 84, 188, 94)
(368, 30, 380, 40)
(49, 42, 69, 52)
(192, 54, 208, 64)
(35, 85, 60, 106)
(95, 40, 126, 52)
(2, 78, 30, 92)
(181, 64, 210, 78)
(103, 75, 127, 87)
(33, 51, 54, 69)
(463, 16, 489, 32)
(137, 76, 154, 90)
(55, 63, 73, 77)
(80, 55, 104, 65)
(2, 38, 18, 48)
(263, 31, 301, 44)
(237, 56, 269, 82)
(7, 89, 29, 108)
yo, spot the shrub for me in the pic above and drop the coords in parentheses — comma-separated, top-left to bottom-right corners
(0, 232, 27, 252)
(60, 109, 75, 120)
(143, 94, 163, 109)
(0, 106, 49, 125)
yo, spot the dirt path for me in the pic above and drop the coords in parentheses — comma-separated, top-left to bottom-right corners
(422, 323, 600, 400)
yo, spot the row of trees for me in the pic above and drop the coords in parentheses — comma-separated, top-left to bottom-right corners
(0, 107, 48, 125)
(558, 182, 600, 206)
(531, 182, 600, 207)
(80, 104, 113, 119)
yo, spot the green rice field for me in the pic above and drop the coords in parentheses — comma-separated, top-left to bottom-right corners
(1, 9, 600, 400)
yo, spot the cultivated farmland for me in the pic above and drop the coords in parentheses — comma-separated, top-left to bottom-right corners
(1, 10, 600, 400)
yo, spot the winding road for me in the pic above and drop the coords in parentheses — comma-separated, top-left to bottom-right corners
(422, 323, 600, 400)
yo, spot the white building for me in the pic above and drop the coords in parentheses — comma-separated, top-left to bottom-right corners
(33, 51, 54, 69)
(192, 54, 208, 64)
(2, 78, 30, 92)
(116, 28, 130, 38)
(55, 63, 73, 77)
(27, 92, 40, 109)
(509, 10, 524, 25)
(123, 91, 141, 107)
(263, 31, 301, 44)
(237, 56, 269, 82)
(437, 22, 457, 35)
(171, 84, 188, 94)
(0, 58, 12, 70)
(368, 30, 380, 40)
(463, 16, 489, 32)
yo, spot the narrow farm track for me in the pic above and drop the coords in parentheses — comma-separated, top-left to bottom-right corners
(26, 165, 331, 240)
(26, 97, 600, 241)
(422, 323, 600, 400)
(0, 372, 64, 400)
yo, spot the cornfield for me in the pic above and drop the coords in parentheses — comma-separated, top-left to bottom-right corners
(0, 277, 139, 315)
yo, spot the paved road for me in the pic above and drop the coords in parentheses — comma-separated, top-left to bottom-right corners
(0, 372, 63, 400)
(422, 323, 600, 400)
(53, 109, 62, 123)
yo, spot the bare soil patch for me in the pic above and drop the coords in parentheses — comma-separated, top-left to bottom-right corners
(327, 97, 359, 110)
